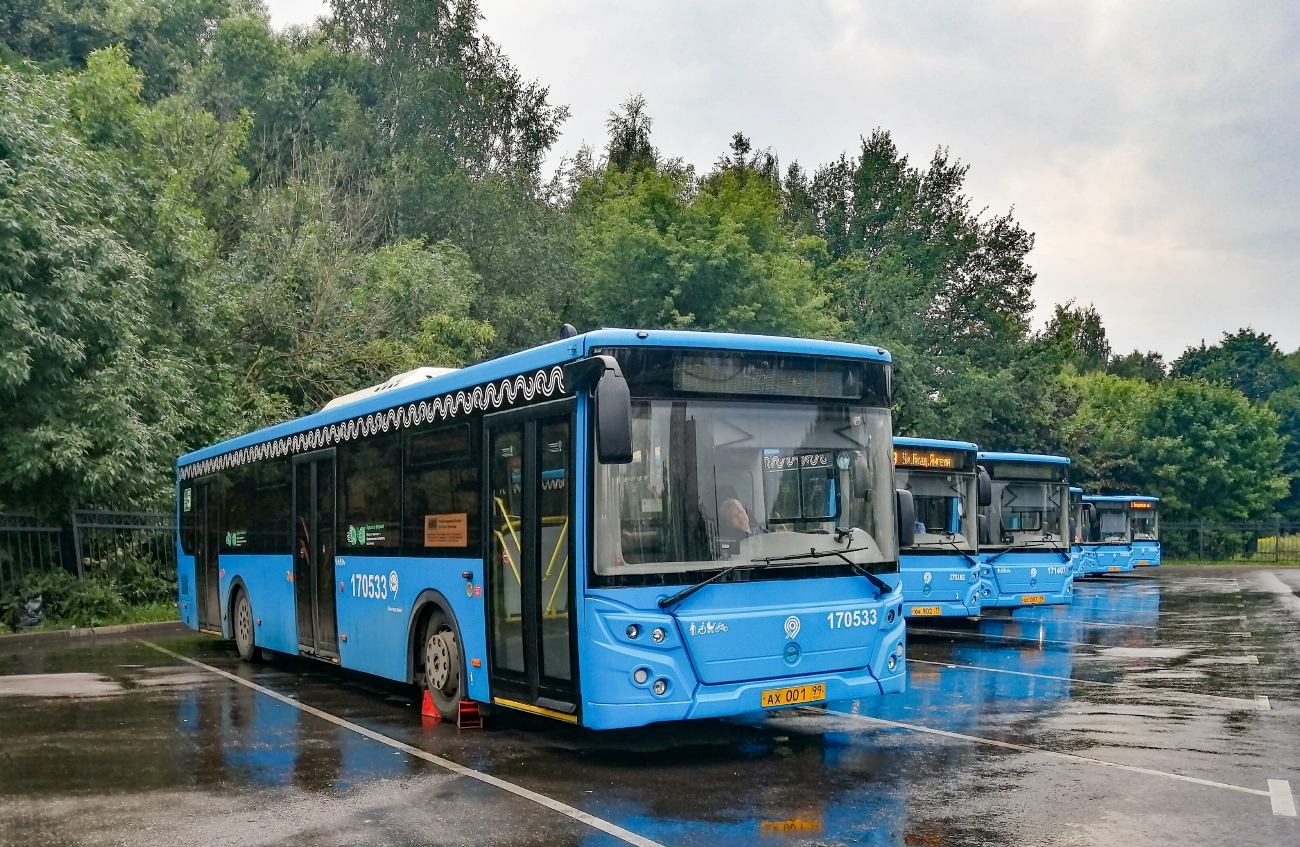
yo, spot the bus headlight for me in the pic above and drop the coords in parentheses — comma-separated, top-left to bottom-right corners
(633, 668, 649, 685)
(887, 655, 897, 671)
(652, 679, 669, 696)
(626, 624, 641, 639)
(651, 627, 666, 643)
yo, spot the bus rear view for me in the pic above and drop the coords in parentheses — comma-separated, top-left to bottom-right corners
(976, 452, 1075, 608)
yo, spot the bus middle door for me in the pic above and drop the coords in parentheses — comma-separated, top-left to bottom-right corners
(293, 450, 339, 659)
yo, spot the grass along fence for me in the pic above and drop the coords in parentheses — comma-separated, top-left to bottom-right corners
(1, 511, 177, 631)
(1162, 520, 1300, 564)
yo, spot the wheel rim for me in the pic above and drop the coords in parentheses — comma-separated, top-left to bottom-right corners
(236, 596, 252, 651)
(427, 629, 457, 693)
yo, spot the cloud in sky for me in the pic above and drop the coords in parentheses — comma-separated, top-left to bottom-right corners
(267, 1, 1300, 358)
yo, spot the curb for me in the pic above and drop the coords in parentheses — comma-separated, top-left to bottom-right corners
(0, 620, 190, 647)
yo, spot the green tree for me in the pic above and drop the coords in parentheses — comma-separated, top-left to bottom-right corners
(211, 165, 493, 422)
(1172, 329, 1294, 401)
(0, 0, 231, 99)
(570, 112, 839, 339)
(1043, 300, 1111, 374)
(1061, 372, 1288, 521)
(0, 54, 228, 516)
(1108, 349, 1166, 381)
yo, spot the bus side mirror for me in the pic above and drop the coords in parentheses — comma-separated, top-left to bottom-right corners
(896, 488, 916, 549)
(565, 355, 633, 464)
(977, 467, 992, 508)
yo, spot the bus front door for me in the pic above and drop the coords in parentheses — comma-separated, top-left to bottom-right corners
(293, 450, 338, 659)
(486, 403, 578, 720)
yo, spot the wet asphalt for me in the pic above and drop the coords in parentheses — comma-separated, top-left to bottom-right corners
(1, 566, 1298, 847)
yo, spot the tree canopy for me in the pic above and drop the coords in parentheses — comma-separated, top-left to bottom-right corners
(0, 1, 1294, 523)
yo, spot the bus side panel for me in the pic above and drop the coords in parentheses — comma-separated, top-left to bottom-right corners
(177, 544, 198, 631)
(222, 555, 297, 654)
(332, 556, 489, 695)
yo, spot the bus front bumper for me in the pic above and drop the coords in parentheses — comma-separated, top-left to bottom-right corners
(581, 617, 908, 730)
(987, 578, 1073, 609)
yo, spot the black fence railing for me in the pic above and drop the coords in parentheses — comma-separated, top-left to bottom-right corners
(0, 511, 176, 596)
(1162, 521, 1300, 564)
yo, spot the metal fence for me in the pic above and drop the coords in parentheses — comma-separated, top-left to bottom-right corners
(0, 510, 176, 596)
(1163, 521, 1300, 564)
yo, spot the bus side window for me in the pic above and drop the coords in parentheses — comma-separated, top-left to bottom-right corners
(341, 433, 403, 553)
(249, 460, 291, 554)
(404, 424, 480, 557)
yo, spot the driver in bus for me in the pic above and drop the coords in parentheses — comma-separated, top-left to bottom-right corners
(720, 498, 762, 539)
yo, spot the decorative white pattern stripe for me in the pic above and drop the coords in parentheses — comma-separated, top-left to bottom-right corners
(179, 367, 567, 481)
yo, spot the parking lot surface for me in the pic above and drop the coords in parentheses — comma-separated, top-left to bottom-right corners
(2, 566, 1298, 846)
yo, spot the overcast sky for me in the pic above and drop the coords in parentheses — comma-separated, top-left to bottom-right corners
(266, 1, 1300, 359)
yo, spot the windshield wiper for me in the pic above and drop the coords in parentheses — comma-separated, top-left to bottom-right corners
(754, 545, 896, 596)
(658, 544, 894, 609)
(657, 559, 777, 610)
(910, 536, 979, 565)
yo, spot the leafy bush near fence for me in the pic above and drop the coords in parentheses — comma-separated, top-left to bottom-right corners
(1, 553, 177, 630)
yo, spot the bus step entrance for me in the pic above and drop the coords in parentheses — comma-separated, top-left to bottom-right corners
(457, 701, 483, 730)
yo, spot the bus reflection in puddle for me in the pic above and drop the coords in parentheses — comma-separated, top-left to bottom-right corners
(176, 684, 413, 790)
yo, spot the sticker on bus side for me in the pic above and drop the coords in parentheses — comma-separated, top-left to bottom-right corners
(424, 513, 468, 547)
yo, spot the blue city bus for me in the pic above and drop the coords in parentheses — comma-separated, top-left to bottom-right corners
(975, 452, 1075, 608)
(1068, 487, 1097, 576)
(175, 330, 911, 730)
(891, 437, 990, 618)
(1079, 495, 1161, 574)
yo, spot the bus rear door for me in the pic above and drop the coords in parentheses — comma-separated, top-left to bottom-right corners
(192, 479, 221, 633)
(485, 402, 578, 721)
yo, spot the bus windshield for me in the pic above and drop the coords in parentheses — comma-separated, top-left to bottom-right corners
(896, 468, 977, 552)
(1131, 507, 1158, 540)
(987, 479, 1068, 551)
(593, 400, 896, 579)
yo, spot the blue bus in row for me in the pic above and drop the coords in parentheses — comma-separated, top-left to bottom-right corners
(176, 330, 913, 729)
(1076, 494, 1162, 575)
(975, 452, 1076, 608)
(891, 438, 990, 618)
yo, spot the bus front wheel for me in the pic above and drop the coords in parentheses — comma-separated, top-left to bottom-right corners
(232, 589, 261, 663)
(423, 609, 463, 721)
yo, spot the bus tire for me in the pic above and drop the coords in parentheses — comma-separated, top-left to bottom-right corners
(422, 609, 463, 721)
(232, 588, 261, 663)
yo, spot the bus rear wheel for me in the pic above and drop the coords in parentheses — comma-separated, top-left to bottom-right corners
(422, 610, 463, 721)
(233, 589, 260, 662)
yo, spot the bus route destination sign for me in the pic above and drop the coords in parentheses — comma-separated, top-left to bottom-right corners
(894, 448, 960, 470)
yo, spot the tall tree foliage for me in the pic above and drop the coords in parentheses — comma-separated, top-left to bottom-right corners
(1, 6, 1295, 524)
(1062, 372, 1288, 521)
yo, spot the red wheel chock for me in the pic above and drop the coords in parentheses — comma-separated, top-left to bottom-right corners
(457, 700, 483, 730)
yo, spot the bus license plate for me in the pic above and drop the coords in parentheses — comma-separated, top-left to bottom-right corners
(1108, 567, 1122, 572)
(1136, 560, 1149, 566)
(911, 606, 942, 616)
(761, 683, 826, 709)
(1021, 595, 1046, 604)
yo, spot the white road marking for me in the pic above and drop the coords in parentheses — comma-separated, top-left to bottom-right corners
(141, 642, 665, 847)
(808, 708, 1288, 816)
(1269, 780, 1297, 816)
(907, 659, 1271, 711)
